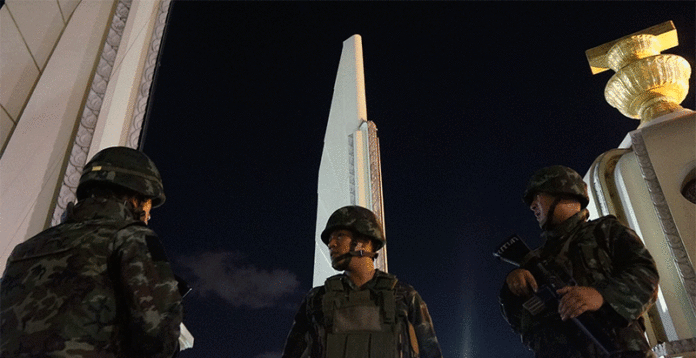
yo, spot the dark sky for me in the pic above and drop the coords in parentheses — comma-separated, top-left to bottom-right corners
(143, 2, 695, 357)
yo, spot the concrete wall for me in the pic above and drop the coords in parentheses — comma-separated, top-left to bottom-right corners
(0, 0, 170, 275)
(0, 0, 80, 154)
(586, 110, 696, 352)
(0, 0, 117, 272)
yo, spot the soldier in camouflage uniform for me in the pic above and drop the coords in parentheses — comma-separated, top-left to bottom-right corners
(282, 205, 442, 358)
(499, 165, 659, 357)
(1, 146, 183, 358)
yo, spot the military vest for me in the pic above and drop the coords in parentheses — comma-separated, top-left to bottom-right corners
(322, 275, 412, 358)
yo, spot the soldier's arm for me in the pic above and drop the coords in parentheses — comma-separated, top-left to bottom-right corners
(406, 289, 443, 358)
(114, 226, 183, 358)
(592, 221, 659, 323)
(281, 293, 312, 358)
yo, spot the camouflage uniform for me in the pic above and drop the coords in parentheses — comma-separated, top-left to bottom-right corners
(500, 166, 659, 357)
(499, 210, 659, 357)
(0, 197, 183, 357)
(282, 269, 442, 358)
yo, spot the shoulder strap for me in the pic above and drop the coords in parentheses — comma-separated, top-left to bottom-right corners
(322, 276, 345, 328)
(374, 276, 398, 324)
(325, 276, 345, 292)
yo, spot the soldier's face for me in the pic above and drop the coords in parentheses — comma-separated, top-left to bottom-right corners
(328, 230, 353, 269)
(530, 193, 555, 227)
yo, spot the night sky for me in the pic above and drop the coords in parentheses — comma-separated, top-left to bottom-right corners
(142, 2, 695, 357)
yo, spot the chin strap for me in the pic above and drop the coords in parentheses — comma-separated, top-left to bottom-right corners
(350, 250, 378, 259)
(331, 238, 379, 271)
(331, 251, 378, 265)
(541, 196, 562, 231)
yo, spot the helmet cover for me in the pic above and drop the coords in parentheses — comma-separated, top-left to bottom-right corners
(78, 147, 166, 207)
(321, 206, 385, 250)
(523, 165, 589, 208)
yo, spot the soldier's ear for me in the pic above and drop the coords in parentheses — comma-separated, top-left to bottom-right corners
(352, 236, 372, 251)
(365, 239, 376, 253)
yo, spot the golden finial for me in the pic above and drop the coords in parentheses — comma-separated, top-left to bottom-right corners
(586, 21, 691, 124)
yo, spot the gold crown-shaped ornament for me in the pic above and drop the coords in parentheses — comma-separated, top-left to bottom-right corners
(586, 21, 692, 124)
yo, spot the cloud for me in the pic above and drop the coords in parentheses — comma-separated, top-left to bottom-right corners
(178, 251, 300, 309)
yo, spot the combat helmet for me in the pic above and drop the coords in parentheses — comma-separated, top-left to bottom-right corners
(77, 147, 166, 207)
(523, 165, 589, 208)
(321, 206, 385, 251)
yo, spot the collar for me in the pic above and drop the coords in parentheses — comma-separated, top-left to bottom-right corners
(341, 269, 391, 290)
(63, 197, 140, 223)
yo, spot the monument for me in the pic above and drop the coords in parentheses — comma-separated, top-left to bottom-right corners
(585, 21, 695, 356)
(0, 0, 193, 349)
(313, 35, 388, 287)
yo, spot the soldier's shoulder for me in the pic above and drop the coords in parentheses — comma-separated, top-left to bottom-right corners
(306, 285, 325, 298)
(588, 214, 620, 225)
(113, 220, 157, 243)
(587, 214, 634, 234)
(395, 279, 416, 292)
(302, 285, 327, 310)
(7, 222, 94, 261)
(389, 275, 419, 300)
(578, 214, 625, 234)
(116, 219, 152, 234)
(374, 269, 398, 281)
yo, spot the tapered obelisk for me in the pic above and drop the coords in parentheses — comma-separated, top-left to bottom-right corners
(313, 35, 387, 287)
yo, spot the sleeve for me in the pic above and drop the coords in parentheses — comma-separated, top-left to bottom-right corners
(114, 226, 183, 358)
(282, 293, 312, 358)
(498, 279, 526, 334)
(592, 220, 659, 323)
(407, 289, 443, 358)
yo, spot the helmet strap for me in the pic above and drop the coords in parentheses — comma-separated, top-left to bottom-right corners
(541, 196, 562, 230)
(349, 250, 378, 259)
(331, 238, 378, 271)
(349, 237, 377, 259)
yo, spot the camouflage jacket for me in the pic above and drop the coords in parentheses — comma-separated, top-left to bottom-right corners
(282, 270, 443, 358)
(0, 198, 183, 358)
(499, 211, 659, 357)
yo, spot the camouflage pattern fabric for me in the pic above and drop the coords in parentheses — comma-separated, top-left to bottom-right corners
(282, 270, 442, 358)
(499, 211, 659, 357)
(79, 146, 166, 207)
(523, 165, 589, 208)
(321, 206, 386, 250)
(1, 197, 182, 358)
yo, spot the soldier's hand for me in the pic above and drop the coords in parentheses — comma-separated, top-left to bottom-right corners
(506, 269, 538, 297)
(557, 286, 604, 321)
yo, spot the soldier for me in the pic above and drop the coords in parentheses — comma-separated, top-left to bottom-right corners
(282, 205, 443, 358)
(499, 165, 659, 357)
(1, 146, 183, 358)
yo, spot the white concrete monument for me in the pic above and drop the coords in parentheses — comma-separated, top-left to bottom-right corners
(313, 35, 388, 287)
(0, 0, 193, 349)
(584, 21, 695, 357)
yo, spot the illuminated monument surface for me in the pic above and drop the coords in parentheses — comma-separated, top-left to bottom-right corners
(313, 35, 388, 287)
(585, 21, 696, 356)
(0, 0, 193, 349)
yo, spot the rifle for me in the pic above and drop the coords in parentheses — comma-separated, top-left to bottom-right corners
(494, 234, 620, 356)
